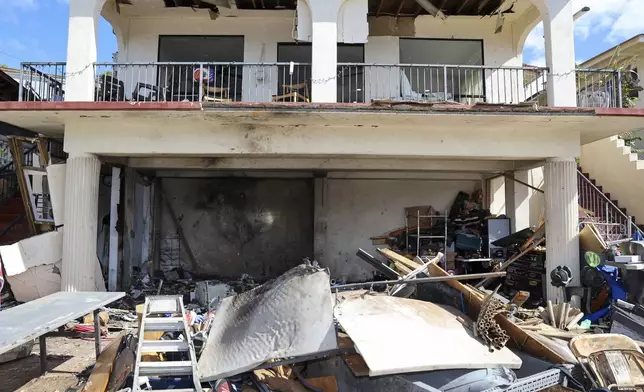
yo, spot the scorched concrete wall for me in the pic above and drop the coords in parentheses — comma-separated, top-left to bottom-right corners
(160, 178, 314, 280)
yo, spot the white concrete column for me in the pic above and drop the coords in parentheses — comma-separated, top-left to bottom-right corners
(636, 56, 644, 109)
(65, 0, 107, 101)
(544, 157, 579, 301)
(62, 153, 101, 291)
(504, 174, 517, 233)
(308, 0, 342, 103)
(537, 0, 577, 107)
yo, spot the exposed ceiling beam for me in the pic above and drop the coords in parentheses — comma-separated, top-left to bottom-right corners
(478, 0, 493, 13)
(440, 0, 448, 11)
(376, 0, 385, 17)
(414, 2, 422, 17)
(251, 0, 257, 7)
(260, 0, 265, 8)
(457, 0, 475, 14)
(395, 0, 405, 18)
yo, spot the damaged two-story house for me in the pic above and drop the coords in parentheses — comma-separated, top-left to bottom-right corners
(1, 0, 642, 301)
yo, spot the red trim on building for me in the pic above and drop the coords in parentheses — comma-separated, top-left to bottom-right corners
(0, 102, 202, 111)
(595, 108, 644, 116)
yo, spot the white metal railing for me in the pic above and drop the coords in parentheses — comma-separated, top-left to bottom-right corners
(578, 169, 643, 243)
(17, 61, 623, 108)
(93, 62, 312, 103)
(18, 62, 66, 102)
(576, 69, 623, 108)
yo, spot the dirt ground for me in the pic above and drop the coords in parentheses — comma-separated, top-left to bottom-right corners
(0, 334, 117, 392)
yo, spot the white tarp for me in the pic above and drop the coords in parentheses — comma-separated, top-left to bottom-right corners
(198, 264, 337, 381)
(335, 294, 522, 376)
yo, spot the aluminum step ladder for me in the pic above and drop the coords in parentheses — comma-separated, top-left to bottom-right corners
(132, 296, 202, 392)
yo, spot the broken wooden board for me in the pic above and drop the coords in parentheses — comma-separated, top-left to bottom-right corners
(579, 224, 608, 253)
(82, 331, 126, 392)
(428, 263, 569, 364)
(337, 332, 369, 377)
(335, 293, 521, 376)
(377, 248, 421, 271)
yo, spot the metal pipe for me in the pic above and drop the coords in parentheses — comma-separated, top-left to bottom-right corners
(331, 271, 507, 291)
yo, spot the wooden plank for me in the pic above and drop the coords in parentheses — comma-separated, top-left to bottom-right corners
(82, 331, 126, 392)
(476, 237, 545, 288)
(337, 332, 370, 377)
(8, 137, 37, 235)
(427, 263, 568, 364)
(378, 248, 421, 270)
(511, 291, 530, 307)
(393, 261, 413, 275)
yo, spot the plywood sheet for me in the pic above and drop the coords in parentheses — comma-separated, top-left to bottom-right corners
(335, 294, 522, 376)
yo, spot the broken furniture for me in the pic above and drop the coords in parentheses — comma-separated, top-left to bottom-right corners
(194, 66, 231, 102)
(571, 333, 644, 389)
(405, 208, 448, 258)
(0, 291, 125, 374)
(133, 295, 202, 392)
(272, 82, 309, 102)
(95, 74, 125, 102)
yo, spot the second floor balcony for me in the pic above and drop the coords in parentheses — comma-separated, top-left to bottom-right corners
(17, 61, 625, 108)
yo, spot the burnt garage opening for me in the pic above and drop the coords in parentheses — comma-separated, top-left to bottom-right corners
(158, 177, 314, 281)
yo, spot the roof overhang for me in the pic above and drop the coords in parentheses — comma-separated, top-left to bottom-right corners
(580, 34, 644, 69)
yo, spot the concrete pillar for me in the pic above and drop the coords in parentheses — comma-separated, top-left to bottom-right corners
(504, 173, 517, 233)
(65, 0, 107, 101)
(544, 157, 579, 301)
(313, 177, 329, 263)
(636, 56, 644, 109)
(308, 0, 342, 103)
(536, 0, 577, 107)
(62, 153, 101, 291)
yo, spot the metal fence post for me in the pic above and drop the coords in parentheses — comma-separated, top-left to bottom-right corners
(628, 216, 633, 239)
(198, 64, 204, 103)
(18, 65, 24, 102)
(443, 65, 448, 100)
(617, 69, 623, 108)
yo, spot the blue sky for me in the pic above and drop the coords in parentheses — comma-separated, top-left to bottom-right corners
(0, 0, 641, 69)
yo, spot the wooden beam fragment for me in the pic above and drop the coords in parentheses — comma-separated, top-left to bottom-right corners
(377, 248, 421, 270)
(82, 331, 126, 392)
(376, 0, 385, 17)
(395, 0, 406, 18)
(427, 263, 568, 364)
(457, 0, 475, 14)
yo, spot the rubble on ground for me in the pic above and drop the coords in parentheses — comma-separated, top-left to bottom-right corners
(2, 191, 644, 391)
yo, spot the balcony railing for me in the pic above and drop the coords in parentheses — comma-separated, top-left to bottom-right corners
(18, 62, 66, 102)
(18, 62, 623, 108)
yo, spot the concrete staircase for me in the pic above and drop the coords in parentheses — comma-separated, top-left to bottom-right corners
(580, 136, 644, 240)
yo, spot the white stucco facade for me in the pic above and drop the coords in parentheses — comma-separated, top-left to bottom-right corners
(54, 0, 590, 298)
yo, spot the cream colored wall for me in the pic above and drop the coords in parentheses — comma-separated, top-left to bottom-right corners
(580, 136, 644, 224)
(63, 113, 582, 158)
(120, 12, 295, 101)
(113, 8, 532, 103)
(488, 167, 544, 232)
(321, 178, 478, 280)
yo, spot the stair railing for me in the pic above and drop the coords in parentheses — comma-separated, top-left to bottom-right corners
(0, 143, 38, 207)
(577, 169, 644, 243)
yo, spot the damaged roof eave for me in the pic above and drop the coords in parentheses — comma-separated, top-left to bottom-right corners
(0, 102, 642, 146)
